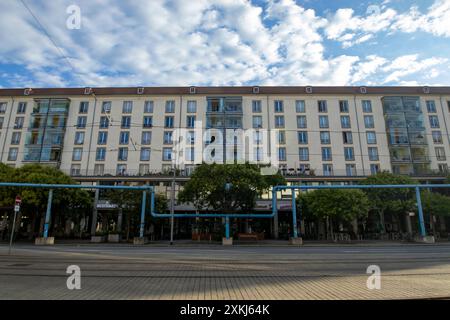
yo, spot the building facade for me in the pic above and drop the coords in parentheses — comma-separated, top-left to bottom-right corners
(1, 86, 450, 196)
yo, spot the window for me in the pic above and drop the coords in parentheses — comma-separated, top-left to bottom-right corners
(163, 147, 172, 161)
(252, 100, 262, 113)
(72, 148, 83, 161)
(274, 100, 283, 113)
(322, 147, 332, 161)
(252, 116, 262, 128)
(186, 115, 196, 128)
(96, 148, 106, 161)
(254, 147, 263, 162)
(141, 131, 152, 145)
(143, 116, 153, 128)
(368, 147, 379, 161)
(140, 148, 151, 161)
(346, 164, 356, 176)
(119, 131, 129, 145)
(296, 100, 305, 113)
(277, 131, 286, 144)
(99, 116, 109, 128)
(320, 131, 330, 144)
(275, 115, 285, 128)
(426, 100, 436, 113)
(340, 115, 351, 128)
(187, 131, 195, 144)
(319, 115, 329, 128)
(339, 100, 349, 112)
(71, 164, 81, 176)
(144, 101, 154, 113)
(79, 102, 89, 113)
(77, 116, 87, 129)
(97, 131, 108, 144)
(323, 164, 333, 176)
(101, 101, 111, 113)
(14, 117, 24, 129)
(121, 116, 131, 129)
(118, 147, 128, 161)
(366, 131, 377, 144)
(11, 132, 21, 145)
(278, 147, 286, 161)
(438, 163, 449, 173)
(370, 164, 380, 175)
(122, 101, 133, 113)
(364, 115, 374, 128)
(343, 131, 353, 144)
(0, 102, 7, 113)
(185, 147, 195, 161)
(17, 102, 27, 113)
(297, 131, 308, 144)
(139, 164, 149, 175)
(429, 115, 440, 128)
(299, 147, 309, 161)
(94, 164, 104, 175)
(436, 147, 446, 161)
(297, 115, 307, 128)
(74, 132, 84, 145)
(318, 100, 327, 113)
(8, 148, 18, 161)
(117, 164, 127, 175)
(165, 100, 175, 113)
(0, 117, 3, 129)
(362, 100, 372, 113)
(448, 101, 450, 112)
(253, 131, 262, 145)
(164, 131, 173, 144)
(432, 131, 443, 144)
(165, 116, 174, 128)
(344, 147, 354, 161)
(187, 101, 197, 113)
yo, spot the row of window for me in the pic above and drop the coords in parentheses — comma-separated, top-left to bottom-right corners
(3, 100, 450, 117)
(274, 147, 379, 162)
(252, 100, 373, 114)
(296, 131, 376, 145)
(252, 115, 375, 129)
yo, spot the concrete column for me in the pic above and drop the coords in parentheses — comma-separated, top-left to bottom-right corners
(117, 208, 123, 232)
(273, 214, 279, 239)
(405, 213, 412, 235)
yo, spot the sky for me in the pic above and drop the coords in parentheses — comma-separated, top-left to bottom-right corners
(0, 0, 449, 88)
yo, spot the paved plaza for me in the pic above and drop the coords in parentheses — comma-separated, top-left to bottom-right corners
(1, 243, 450, 300)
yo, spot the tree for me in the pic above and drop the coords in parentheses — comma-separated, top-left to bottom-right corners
(421, 190, 450, 233)
(0, 164, 91, 239)
(303, 189, 369, 238)
(360, 172, 416, 233)
(178, 163, 285, 213)
(103, 189, 169, 240)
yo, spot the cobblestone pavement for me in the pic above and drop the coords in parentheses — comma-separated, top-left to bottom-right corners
(1, 243, 450, 300)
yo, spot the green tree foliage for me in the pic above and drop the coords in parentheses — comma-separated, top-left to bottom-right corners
(360, 172, 417, 232)
(421, 191, 450, 217)
(302, 189, 369, 221)
(178, 163, 285, 213)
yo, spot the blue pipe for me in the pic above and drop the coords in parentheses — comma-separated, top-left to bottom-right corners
(415, 187, 426, 237)
(292, 190, 298, 239)
(43, 189, 53, 238)
(0, 182, 153, 191)
(139, 190, 147, 238)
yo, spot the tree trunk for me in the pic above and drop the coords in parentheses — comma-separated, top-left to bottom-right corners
(379, 210, 386, 233)
(117, 208, 123, 232)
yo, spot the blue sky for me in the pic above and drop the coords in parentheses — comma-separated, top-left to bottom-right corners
(0, 0, 449, 88)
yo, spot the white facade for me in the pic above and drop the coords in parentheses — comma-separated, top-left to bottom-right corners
(1, 87, 450, 183)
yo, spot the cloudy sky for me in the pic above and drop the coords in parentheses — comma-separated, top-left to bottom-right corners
(0, 0, 449, 88)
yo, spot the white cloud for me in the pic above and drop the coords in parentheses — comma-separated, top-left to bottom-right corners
(0, 0, 448, 88)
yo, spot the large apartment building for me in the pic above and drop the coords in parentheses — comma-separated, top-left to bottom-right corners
(1, 86, 450, 193)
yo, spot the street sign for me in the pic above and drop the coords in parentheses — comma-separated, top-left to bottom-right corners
(14, 205, 20, 212)
(15, 196, 22, 205)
